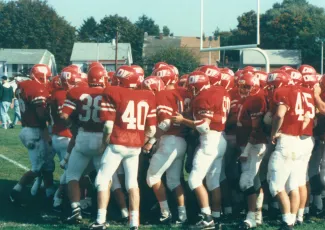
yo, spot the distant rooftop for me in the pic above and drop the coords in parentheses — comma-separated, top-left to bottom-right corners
(0, 49, 54, 65)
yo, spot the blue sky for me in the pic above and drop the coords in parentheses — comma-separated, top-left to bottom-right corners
(47, 0, 325, 36)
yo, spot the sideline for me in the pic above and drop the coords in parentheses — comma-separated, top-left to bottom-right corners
(0, 154, 29, 171)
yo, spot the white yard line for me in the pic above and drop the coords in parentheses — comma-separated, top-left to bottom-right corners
(0, 154, 29, 171)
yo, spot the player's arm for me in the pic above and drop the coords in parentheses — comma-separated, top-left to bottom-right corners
(172, 113, 211, 134)
(314, 85, 325, 115)
(100, 95, 116, 151)
(271, 104, 287, 144)
(60, 92, 77, 127)
(144, 102, 158, 145)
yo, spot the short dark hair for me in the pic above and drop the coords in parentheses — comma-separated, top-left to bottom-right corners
(2, 76, 7, 80)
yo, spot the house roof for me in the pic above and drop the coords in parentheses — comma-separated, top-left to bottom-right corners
(242, 49, 302, 66)
(0, 49, 53, 65)
(70, 42, 132, 62)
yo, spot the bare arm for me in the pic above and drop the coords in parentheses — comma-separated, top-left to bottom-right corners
(271, 104, 287, 144)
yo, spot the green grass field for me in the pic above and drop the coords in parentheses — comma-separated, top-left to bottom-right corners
(1, 119, 325, 229)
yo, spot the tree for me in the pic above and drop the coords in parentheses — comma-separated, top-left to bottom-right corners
(135, 15, 160, 36)
(98, 14, 144, 64)
(143, 47, 200, 76)
(78, 17, 99, 42)
(0, 0, 76, 71)
(163, 26, 170, 36)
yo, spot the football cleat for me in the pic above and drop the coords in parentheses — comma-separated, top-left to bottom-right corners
(86, 221, 109, 230)
(66, 206, 82, 223)
(191, 213, 215, 229)
(278, 221, 293, 230)
(159, 211, 172, 224)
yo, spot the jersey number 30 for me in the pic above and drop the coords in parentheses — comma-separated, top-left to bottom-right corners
(122, 100, 149, 130)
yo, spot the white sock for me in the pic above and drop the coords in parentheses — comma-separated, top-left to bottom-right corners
(121, 208, 129, 218)
(130, 210, 139, 228)
(178, 206, 187, 221)
(314, 195, 323, 210)
(297, 208, 304, 222)
(246, 211, 255, 220)
(224, 206, 232, 215)
(96, 208, 107, 224)
(71, 202, 80, 209)
(13, 183, 22, 192)
(282, 213, 292, 225)
(159, 200, 170, 214)
(290, 213, 296, 225)
(256, 193, 264, 210)
(304, 207, 310, 214)
(212, 211, 221, 219)
(201, 207, 211, 215)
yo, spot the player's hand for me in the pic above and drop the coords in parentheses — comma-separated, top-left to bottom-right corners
(314, 84, 322, 96)
(172, 112, 183, 124)
(271, 132, 281, 145)
(60, 159, 68, 169)
(10, 103, 14, 109)
(142, 143, 153, 154)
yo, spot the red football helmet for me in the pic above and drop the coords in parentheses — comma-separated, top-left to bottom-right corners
(285, 69, 303, 85)
(298, 64, 316, 75)
(243, 66, 256, 71)
(237, 72, 260, 97)
(198, 65, 221, 86)
(254, 71, 268, 88)
(267, 70, 290, 90)
(302, 73, 318, 89)
(87, 66, 107, 87)
(219, 70, 235, 91)
(60, 67, 82, 90)
(221, 68, 235, 76)
(30, 64, 52, 84)
(316, 73, 322, 82)
(131, 65, 145, 79)
(187, 71, 210, 96)
(51, 75, 62, 90)
(153, 62, 168, 71)
(106, 71, 114, 85)
(67, 65, 82, 74)
(115, 65, 142, 88)
(152, 65, 177, 86)
(142, 76, 165, 93)
(178, 74, 189, 88)
(89, 62, 105, 71)
(234, 69, 243, 83)
(279, 66, 294, 71)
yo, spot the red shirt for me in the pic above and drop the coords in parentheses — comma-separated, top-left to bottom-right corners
(236, 89, 267, 146)
(62, 86, 104, 133)
(100, 86, 157, 147)
(226, 87, 243, 135)
(192, 86, 230, 132)
(300, 87, 315, 136)
(50, 89, 73, 138)
(273, 85, 305, 136)
(16, 80, 49, 128)
(156, 89, 186, 137)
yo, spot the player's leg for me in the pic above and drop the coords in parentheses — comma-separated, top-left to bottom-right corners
(123, 147, 141, 229)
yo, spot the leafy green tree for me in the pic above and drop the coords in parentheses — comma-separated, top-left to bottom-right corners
(143, 47, 200, 76)
(98, 14, 144, 64)
(78, 17, 99, 42)
(162, 26, 170, 36)
(135, 15, 160, 36)
(0, 0, 76, 70)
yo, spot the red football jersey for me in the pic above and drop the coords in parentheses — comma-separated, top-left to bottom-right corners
(156, 89, 186, 137)
(16, 81, 49, 128)
(300, 87, 315, 136)
(100, 86, 157, 147)
(50, 89, 73, 138)
(62, 86, 104, 132)
(273, 85, 306, 136)
(226, 87, 243, 135)
(236, 89, 267, 146)
(177, 87, 192, 113)
(192, 86, 230, 132)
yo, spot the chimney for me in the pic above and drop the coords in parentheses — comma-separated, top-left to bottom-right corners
(159, 33, 163, 40)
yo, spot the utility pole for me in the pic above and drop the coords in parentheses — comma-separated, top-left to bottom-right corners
(115, 27, 119, 71)
(321, 41, 324, 75)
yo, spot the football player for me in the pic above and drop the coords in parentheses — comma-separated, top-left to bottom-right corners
(172, 71, 230, 229)
(60, 66, 107, 223)
(236, 73, 268, 229)
(10, 64, 53, 205)
(93, 65, 156, 230)
(146, 66, 188, 225)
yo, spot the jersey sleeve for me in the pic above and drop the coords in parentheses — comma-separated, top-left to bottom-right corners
(62, 90, 77, 116)
(30, 87, 49, 109)
(156, 91, 173, 122)
(248, 96, 266, 119)
(146, 94, 157, 127)
(273, 88, 290, 108)
(100, 91, 117, 122)
(194, 98, 214, 121)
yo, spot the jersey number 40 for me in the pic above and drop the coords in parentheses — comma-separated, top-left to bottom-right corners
(122, 100, 149, 130)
